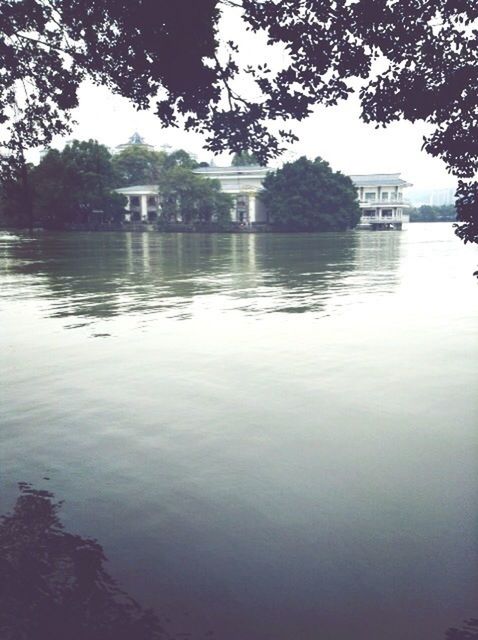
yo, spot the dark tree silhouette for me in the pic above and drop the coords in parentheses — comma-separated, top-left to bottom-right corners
(262, 156, 361, 231)
(0, 483, 166, 640)
(0, 1, 476, 243)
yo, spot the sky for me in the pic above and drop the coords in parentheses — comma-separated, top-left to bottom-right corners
(38, 3, 456, 193)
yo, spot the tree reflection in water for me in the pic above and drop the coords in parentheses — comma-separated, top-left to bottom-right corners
(0, 483, 475, 640)
(446, 619, 478, 639)
(0, 483, 166, 640)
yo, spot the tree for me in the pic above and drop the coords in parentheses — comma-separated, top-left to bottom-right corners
(231, 152, 260, 167)
(112, 147, 166, 187)
(158, 164, 232, 226)
(0, 164, 34, 228)
(163, 149, 198, 170)
(1, 140, 125, 228)
(261, 157, 361, 232)
(33, 140, 125, 228)
(0, 1, 476, 243)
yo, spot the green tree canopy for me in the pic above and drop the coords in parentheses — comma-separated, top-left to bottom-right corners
(262, 157, 361, 232)
(158, 165, 231, 226)
(35, 140, 125, 228)
(163, 149, 198, 170)
(231, 152, 260, 167)
(0, 143, 230, 229)
(112, 147, 166, 187)
(1, 140, 125, 228)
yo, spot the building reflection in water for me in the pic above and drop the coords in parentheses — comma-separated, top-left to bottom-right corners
(0, 230, 405, 325)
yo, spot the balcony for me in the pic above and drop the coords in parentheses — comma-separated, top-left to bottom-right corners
(359, 212, 410, 225)
(359, 199, 411, 207)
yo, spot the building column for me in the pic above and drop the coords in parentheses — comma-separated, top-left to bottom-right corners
(140, 194, 148, 222)
(231, 197, 238, 222)
(249, 193, 256, 225)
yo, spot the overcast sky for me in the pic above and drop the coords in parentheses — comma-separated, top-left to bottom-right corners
(43, 4, 456, 192)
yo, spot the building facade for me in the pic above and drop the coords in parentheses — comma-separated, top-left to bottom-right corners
(194, 166, 269, 224)
(116, 167, 412, 228)
(351, 173, 412, 229)
(116, 185, 160, 222)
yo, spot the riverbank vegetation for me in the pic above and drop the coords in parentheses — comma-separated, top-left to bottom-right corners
(0, 141, 232, 230)
(409, 205, 456, 223)
(1, 145, 361, 233)
(263, 157, 361, 232)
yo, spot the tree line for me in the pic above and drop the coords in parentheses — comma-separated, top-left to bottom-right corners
(409, 205, 457, 223)
(0, 141, 232, 229)
(0, 145, 361, 232)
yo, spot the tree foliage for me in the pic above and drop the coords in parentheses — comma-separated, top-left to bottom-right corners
(0, 0, 476, 241)
(262, 157, 361, 232)
(231, 152, 260, 167)
(34, 141, 125, 227)
(1, 140, 125, 228)
(0, 142, 230, 229)
(112, 147, 166, 187)
(158, 166, 232, 226)
(410, 204, 456, 222)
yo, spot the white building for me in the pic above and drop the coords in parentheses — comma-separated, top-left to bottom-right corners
(194, 165, 269, 224)
(116, 185, 160, 222)
(116, 166, 411, 228)
(351, 173, 412, 229)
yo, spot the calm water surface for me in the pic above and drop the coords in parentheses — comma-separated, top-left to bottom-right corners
(1, 224, 477, 639)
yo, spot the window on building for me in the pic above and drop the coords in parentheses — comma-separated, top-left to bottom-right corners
(381, 192, 389, 201)
(147, 196, 156, 207)
(130, 196, 140, 207)
(381, 209, 393, 218)
(364, 192, 375, 201)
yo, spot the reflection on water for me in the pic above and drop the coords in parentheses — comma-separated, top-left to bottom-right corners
(445, 620, 478, 639)
(0, 231, 402, 323)
(0, 484, 475, 640)
(1, 225, 477, 640)
(0, 484, 168, 640)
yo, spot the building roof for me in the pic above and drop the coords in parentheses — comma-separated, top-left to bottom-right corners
(350, 173, 412, 187)
(115, 132, 155, 153)
(116, 185, 158, 195)
(115, 171, 412, 196)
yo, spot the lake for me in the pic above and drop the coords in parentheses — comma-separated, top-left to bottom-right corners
(1, 223, 477, 639)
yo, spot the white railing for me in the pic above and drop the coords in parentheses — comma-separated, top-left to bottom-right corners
(359, 199, 405, 206)
(361, 214, 404, 221)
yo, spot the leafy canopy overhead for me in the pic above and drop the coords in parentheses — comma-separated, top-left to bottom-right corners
(0, 0, 477, 240)
(262, 157, 361, 232)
